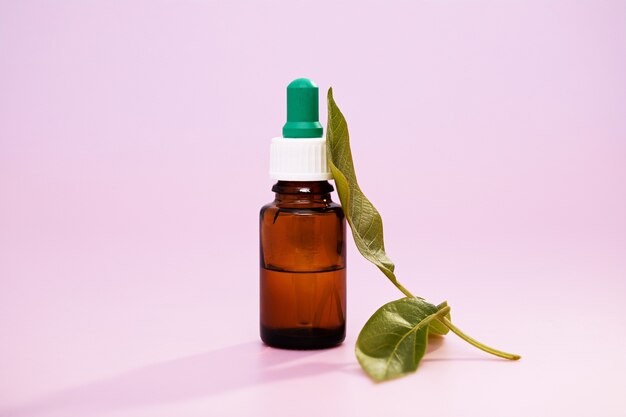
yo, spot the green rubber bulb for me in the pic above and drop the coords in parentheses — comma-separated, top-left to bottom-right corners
(282, 78, 323, 138)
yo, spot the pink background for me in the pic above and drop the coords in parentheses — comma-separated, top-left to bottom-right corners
(1, 1, 625, 416)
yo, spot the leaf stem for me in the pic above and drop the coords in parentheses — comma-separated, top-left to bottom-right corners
(394, 281, 414, 298)
(440, 317, 521, 361)
(434, 306, 451, 320)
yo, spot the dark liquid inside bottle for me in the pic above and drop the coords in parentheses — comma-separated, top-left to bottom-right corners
(259, 181, 346, 349)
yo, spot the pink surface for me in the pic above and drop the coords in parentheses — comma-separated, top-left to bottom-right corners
(1, 1, 625, 416)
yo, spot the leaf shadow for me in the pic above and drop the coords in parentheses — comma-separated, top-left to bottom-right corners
(0, 341, 350, 417)
(426, 334, 446, 354)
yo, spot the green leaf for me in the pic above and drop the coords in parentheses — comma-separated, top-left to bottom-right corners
(326, 88, 520, 377)
(356, 298, 451, 381)
(326, 88, 444, 335)
(326, 88, 413, 298)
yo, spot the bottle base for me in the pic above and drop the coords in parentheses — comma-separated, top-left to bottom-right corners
(260, 325, 345, 350)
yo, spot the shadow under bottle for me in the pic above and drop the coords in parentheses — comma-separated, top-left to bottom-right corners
(260, 181, 346, 349)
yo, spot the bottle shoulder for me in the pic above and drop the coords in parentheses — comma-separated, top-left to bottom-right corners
(260, 200, 343, 216)
(260, 181, 344, 217)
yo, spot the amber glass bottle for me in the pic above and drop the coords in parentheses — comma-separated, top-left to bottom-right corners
(260, 180, 346, 349)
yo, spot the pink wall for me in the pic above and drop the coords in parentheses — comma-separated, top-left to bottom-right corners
(1, 1, 625, 416)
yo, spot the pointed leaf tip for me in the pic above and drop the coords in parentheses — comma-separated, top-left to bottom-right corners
(325, 88, 415, 299)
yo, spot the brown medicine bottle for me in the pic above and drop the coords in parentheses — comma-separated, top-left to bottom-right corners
(259, 78, 346, 349)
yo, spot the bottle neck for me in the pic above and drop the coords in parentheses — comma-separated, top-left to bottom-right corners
(272, 181, 334, 205)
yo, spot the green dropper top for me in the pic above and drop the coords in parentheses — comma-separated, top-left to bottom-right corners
(282, 78, 323, 138)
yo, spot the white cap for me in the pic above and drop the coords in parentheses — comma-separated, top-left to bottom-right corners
(269, 137, 333, 181)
